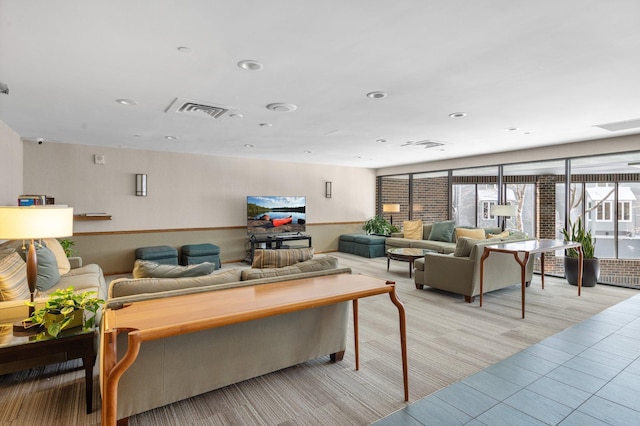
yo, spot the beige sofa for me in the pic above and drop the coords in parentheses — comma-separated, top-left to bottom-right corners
(385, 222, 505, 254)
(102, 254, 351, 422)
(414, 234, 535, 302)
(0, 239, 107, 374)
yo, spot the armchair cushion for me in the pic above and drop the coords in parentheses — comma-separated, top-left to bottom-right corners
(34, 245, 61, 291)
(251, 247, 314, 269)
(428, 220, 456, 242)
(453, 237, 484, 257)
(133, 260, 216, 278)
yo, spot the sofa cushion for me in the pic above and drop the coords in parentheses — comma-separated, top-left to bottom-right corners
(455, 228, 486, 240)
(403, 220, 423, 240)
(34, 245, 61, 291)
(242, 256, 336, 280)
(453, 237, 484, 257)
(428, 220, 456, 242)
(43, 238, 71, 275)
(109, 269, 243, 298)
(487, 230, 509, 239)
(0, 252, 30, 301)
(251, 248, 314, 269)
(133, 260, 216, 278)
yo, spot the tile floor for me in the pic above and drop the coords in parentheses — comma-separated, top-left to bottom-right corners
(372, 292, 640, 425)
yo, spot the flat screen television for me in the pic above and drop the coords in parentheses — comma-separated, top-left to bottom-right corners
(247, 196, 306, 235)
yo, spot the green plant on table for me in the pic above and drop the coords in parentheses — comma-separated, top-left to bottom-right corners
(26, 286, 104, 337)
(58, 238, 76, 257)
(363, 216, 398, 236)
(561, 217, 596, 259)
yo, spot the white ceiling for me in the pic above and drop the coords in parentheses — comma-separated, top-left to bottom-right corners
(1, 0, 640, 169)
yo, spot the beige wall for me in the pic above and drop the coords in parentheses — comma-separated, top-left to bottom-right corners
(0, 120, 22, 205)
(21, 140, 374, 273)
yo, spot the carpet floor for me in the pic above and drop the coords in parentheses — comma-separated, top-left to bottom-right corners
(0, 251, 637, 425)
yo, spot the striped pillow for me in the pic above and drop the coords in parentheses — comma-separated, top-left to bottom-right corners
(251, 248, 314, 269)
(0, 252, 30, 301)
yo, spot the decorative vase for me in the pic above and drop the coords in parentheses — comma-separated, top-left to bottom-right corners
(564, 257, 600, 287)
(44, 308, 84, 331)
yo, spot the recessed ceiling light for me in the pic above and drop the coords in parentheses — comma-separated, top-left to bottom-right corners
(376, 139, 387, 143)
(354, 156, 362, 159)
(259, 123, 272, 127)
(165, 135, 178, 140)
(229, 113, 244, 118)
(116, 99, 137, 105)
(266, 103, 297, 112)
(177, 46, 192, 53)
(449, 112, 467, 118)
(504, 127, 519, 131)
(304, 150, 312, 154)
(238, 60, 263, 71)
(366, 91, 387, 99)
(244, 144, 255, 148)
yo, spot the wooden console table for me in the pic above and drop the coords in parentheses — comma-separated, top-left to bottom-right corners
(101, 274, 408, 425)
(480, 239, 583, 318)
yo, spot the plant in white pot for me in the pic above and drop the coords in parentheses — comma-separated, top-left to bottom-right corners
(26, 286, 104, 337)
(561, 217, 599, 287)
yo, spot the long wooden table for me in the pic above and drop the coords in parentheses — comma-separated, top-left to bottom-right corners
(479, 239, 583, 318)
(101, 274, 408, 425)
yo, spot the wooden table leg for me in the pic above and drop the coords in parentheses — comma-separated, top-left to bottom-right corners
(353, 299, 359, 371)
(387, 284, 409, 401)
(82, 336, 95, 414)
(577, 245, 583, 297)
(479, 248, 490, 307)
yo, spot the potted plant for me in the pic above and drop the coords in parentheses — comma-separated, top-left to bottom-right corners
(58, 238, 76, 257)
(561, 217, 599, 287)
(26, 286, 104, 337)
(363, 216, 398, 236)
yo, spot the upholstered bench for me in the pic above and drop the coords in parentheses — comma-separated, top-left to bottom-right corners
(135, 245, 179, 265)
(181, 243, 221, 268)
(338, 234, 386, 258)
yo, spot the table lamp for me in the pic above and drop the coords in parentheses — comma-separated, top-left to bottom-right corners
(382, 204, 400, 225)
(0, 206, 74, 318)
(490, 204, 516, 231)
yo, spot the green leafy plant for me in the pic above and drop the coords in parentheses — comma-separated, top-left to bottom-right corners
(26, 286, 104, 337)
(363, 216, 398, 236)
(561, 217, 596, 259)
(58, 238, 76, 258)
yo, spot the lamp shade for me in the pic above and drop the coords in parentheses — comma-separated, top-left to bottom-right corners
(383, 203, 401, 213)
(490, 204, 516, 217)
(0, 206, 74, 240)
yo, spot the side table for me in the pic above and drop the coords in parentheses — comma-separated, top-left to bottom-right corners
(0, 324, 96, 413)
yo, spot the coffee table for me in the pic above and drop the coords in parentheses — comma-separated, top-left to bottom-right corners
(0, 323, 96, 413)
(387, 248, 434, 278)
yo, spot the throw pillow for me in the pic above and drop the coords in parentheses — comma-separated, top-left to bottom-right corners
(487, 231, 510, 239)
(402, 220, 423, 240)
(43, 238, 71, 275)
(35, 245, 61, 291)
(251, 247, 314, 269)
(428, 220, 456, 242)
(133, 260, 216, 278)
(0, 252, 30, 301)
(455, 228, 486, 240)
(453, 237, 483, 257)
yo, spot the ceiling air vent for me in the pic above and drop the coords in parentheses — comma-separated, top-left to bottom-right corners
(400, 140, 445, 149)
(165, 97, 238, 119)
(593, 118, 640, 132)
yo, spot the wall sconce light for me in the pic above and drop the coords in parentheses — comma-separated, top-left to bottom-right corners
(136, 174, 147, 196)
(325, 181, 332, 198)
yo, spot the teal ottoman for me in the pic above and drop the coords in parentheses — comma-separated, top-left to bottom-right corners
(339, 234, 386, 258)
(181, 243, 221, 269)
(135, 245, 178, 265)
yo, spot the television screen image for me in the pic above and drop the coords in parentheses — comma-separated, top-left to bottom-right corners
(247, 196, 306, 235)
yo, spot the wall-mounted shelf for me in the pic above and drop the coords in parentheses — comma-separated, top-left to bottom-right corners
(74, 214, 112, 221)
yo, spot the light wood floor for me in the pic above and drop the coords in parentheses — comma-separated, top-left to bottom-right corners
(0, 252, 637, 425)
